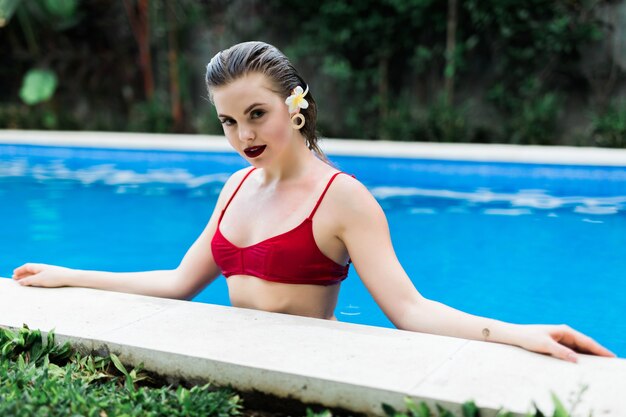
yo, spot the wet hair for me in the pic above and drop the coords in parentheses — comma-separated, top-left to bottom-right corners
(205, 41, 327, 161)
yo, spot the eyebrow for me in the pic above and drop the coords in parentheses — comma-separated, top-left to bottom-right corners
(218, 102, 266, 118)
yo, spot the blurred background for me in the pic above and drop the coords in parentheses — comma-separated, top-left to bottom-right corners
(1, 0, 626, 147)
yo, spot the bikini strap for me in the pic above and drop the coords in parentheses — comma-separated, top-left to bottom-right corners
(308, 172, 346, 219)
(219, 167, 256, 222)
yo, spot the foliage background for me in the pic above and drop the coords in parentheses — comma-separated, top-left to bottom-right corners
(1, 0, 626, 147)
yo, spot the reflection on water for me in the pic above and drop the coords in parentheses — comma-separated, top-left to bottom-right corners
(371, 186, 626, 217)
(0, 158, 230, 189)
(339, 304, 361, 317)
(3, 158, 625, 219)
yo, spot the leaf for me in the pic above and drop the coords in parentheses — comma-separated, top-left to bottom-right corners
(550, 393, 569, 417)
(124, 374, 135, 392)
(530, 401, 546, 417)
(436, 404, 455, 417)
(382, 403, 396, 416)
(19, 69, 58, 105)
(109, 353, 129, 377)
(177, 386, 190, 405)
(17, 353, 26, 369)
(109, 353, 136, 392)
(42, 0, 78, 18)
(463, 401, 480, 417)
(306, 408, 333, 417)
(46, 329, 55, 347)
(404, 398, 430, 417)
(417, 402, 431, 417)
(0, 0, 21, 27)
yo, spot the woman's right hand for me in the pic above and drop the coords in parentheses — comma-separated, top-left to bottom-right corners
(12, 263, 77, 288)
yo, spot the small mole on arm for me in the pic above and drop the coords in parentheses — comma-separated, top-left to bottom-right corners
(482, 327, 490, 339)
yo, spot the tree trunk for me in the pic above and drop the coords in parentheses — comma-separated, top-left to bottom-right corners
(167, 3, 183, 132)
(124, 0, 154, 100)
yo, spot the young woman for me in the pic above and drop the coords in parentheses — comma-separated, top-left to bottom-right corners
(12, 41, 615, 363)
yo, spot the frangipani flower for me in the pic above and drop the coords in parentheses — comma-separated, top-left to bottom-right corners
(285, 85, 309, 113)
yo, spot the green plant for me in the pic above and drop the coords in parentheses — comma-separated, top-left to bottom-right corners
(306, 408, 333, 417)
(0, 325, 72, 364)
(488, 77, 561, 145)
(590, 101, 626, 148)
(0, 325, 242, 417)
(421, 96, 471, 143)
(0, 0, 20, 26)
(0, 0, 616, 142)
(127, 93, 175, 133)
(381, 396, 578, 417)
(19, 68, 58, 105)
(0, 325, 597, 417)
(508, 91, 561, 145)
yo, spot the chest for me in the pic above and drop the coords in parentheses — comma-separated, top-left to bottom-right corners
(219, 184, 323, 247)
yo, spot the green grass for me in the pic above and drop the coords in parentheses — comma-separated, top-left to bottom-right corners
(380, 395, 579, 417)
(0, 325, 585, 417)
(0, 325, 242, 417)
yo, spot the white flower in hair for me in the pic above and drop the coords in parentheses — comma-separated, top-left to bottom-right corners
(285, 85, 309, 113)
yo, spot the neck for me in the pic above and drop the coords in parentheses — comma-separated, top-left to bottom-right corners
(259, 133, 320, 184)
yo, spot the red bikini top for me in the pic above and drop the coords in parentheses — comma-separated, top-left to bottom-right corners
(211, 168, 350, 286)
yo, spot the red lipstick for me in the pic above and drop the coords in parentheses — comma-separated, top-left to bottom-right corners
(244, 145, 266, 158)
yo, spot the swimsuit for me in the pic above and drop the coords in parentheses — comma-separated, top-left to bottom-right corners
(211, 168, 350, 286)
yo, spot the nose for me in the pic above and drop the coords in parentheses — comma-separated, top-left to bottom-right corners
(238, 125, 255, 143)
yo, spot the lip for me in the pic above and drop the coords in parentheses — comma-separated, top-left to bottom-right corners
(243, 145, 266, 158)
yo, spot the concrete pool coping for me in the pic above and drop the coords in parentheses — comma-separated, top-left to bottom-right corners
(0, 279, 624, 416)
(1, 129, 626, 166)
(1, 130, 626, 415)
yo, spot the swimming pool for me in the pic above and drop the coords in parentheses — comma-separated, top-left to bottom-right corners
(1, 141, 625, 357)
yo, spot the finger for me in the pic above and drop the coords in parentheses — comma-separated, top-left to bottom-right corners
(12, 264, 31, 277)
(565, 328, 616, 358)
(547, 340, 578, 363)
(17, 278, 32, 286)
(552, 325, 616, 358)
(13, 263, 43, 278)
(12, 270, 28, 279)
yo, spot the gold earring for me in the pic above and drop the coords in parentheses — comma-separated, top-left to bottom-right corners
(291, 113, 305, 130)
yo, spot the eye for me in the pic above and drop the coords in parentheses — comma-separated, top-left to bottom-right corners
(220, 118, 235, 126)
(250, 109, 265, 119)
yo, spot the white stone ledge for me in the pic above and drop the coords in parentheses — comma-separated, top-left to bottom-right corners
(0, 279, 623, 416)
(1, 129, 626, 166)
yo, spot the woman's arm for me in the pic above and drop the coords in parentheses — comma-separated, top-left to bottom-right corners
(12, 168, 253, 300)
(332, 176, 615, 362)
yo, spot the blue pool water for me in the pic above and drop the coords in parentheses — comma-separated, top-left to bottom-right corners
(1, 143, 625, 357)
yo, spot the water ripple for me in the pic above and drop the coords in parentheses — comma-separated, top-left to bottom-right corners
(0, 159, 230, 189)
(371, 186, 626, 215)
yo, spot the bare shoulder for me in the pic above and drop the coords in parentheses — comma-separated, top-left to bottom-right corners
(327, 172, 386, 223)
(225, 166, 255, 188)
(330, 172, 370, 199)
(215, 167, 255, 208)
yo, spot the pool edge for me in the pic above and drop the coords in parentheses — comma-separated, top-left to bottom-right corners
(1, 278, 624, 416)
(1, 129, 626, 166)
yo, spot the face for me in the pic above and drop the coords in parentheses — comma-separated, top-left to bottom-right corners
(212, 72, 297, 166)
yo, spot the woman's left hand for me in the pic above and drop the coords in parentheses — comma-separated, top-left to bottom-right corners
(514, 324, 616, 363)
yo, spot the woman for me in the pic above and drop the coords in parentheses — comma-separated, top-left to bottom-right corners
(12, 41, 615, 363)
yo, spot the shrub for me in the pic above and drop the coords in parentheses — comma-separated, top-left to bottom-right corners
(0, 325, 242, 417)
(591, 101, 626, 148)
